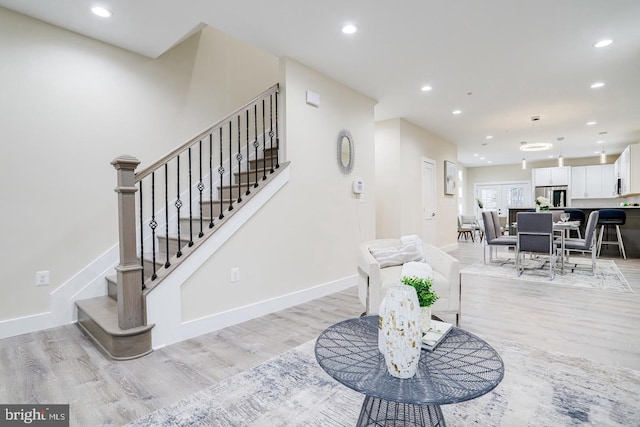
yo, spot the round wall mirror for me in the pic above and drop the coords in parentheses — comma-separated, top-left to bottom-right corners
(337, 129, 354, 174)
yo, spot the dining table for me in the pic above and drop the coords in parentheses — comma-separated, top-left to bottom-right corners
(510, 219, 581, 273)
(553, 220, 581, 272)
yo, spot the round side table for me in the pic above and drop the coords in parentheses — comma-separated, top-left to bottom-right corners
(315, 316, 504, 426)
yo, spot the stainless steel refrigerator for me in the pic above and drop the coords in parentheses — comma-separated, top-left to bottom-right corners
(534, 186, 568, 207)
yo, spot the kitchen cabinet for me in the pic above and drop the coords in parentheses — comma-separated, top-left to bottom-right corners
(571, 164, 616, 199)
(532, 166, 570, 187)
(614, 144, 640, 196)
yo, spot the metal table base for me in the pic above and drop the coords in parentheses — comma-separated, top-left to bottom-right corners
(357, 396, 446, 427)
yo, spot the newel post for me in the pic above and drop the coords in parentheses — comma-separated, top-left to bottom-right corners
(111, 155, 144, 330)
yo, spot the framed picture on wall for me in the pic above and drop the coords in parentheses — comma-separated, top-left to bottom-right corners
(444, 160, 457, 195)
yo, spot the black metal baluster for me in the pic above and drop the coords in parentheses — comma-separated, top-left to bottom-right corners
(262, 99, 267, 181)
(275, 91, 280, 169)
(245, 109, 251, 196)
(175, 155, 183, 258)
(208, 134, 214, 228)
(218, 127, 225, 220)
(188, 147, 194, 247)
(253, 104, 259, 188)
(164, 163, 171, 268)
(269, 94, 274, 174)
(228, 121, 234, 212)
(236, 114, 242, 203)
(198, 140, 204, 237)
(139, 181, 145, 289)
(150, 172, 158, 280)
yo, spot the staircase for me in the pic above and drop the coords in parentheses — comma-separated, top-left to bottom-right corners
(75, 85, 284, 359)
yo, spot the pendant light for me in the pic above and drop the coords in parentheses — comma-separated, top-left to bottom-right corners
(519, 116, 553, 152)
(557, 137, 564, 167)
(520, 142, 527, 169)
(599, 131, 607, 164)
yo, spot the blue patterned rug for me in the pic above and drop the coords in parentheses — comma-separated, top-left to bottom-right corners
(126, 337, 640, 426)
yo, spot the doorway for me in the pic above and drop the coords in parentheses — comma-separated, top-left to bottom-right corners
(421, 157, 436, 244)
(475, 181, 531, 220)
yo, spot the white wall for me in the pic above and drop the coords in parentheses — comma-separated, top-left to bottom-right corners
(179, 57, 376, 320)
(0, 7, 278, 323)
(375, 118, 458, 249)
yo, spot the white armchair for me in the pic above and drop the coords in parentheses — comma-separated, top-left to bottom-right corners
(357, 238, 461, 325)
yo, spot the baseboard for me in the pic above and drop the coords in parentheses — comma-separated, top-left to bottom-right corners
(169, 275, 358, 349)
(0, 245, 118, 340)
(441, 242, 459, 253)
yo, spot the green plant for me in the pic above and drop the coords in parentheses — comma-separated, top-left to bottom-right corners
(401, 276, 439, 307)
(476, 198, 483, 209)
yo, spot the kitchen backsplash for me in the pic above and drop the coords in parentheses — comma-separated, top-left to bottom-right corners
(570, 194, 640, 208)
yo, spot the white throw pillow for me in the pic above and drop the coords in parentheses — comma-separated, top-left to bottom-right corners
(401, 261, 433, 281)
(400, 234, 426, 262)
(369, 243, 423, 268)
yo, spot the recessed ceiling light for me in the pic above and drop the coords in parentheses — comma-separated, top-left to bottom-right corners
(342, 24, 357, 34)
(487, 161, 492, 164)
(596, 140, 605, 144)
(586, 121, 597, 126)
(594, 39, 613, 48)
(590, 82, 605, 89)
(452, 110, 462, 115)
(421, 85, 432, 92)
(485, 135, 493, 139)
(91, 6, 112, 18)
(473, 153, 479, 157)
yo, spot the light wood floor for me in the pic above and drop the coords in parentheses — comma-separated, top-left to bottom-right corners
(0, 241, 638, 426)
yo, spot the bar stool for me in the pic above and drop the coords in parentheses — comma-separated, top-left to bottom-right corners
(596, 209, 626, 260)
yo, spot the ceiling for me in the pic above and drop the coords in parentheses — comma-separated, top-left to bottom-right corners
(2, 0, 640, 167)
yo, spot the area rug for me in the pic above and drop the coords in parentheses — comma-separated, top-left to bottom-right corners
(125, 338, 640, 427)
(461, 257, 632, 293)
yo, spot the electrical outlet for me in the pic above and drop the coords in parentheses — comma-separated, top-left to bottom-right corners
(230, 267, 240, 283)
(36, 270, 50, 286)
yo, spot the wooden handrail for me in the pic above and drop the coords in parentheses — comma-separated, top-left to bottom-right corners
(135, 83, 279, 182)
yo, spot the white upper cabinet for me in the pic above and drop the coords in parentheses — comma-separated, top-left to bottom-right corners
(614, 144, 640, 196)
(571, 164, 616, 199)
(532, 166, 570, 187)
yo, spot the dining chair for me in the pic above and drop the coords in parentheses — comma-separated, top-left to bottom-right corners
(461, 214, 481, 240)
(481, 211, 517, 264)
(515, 212, 557, 279)
(457, 216, 475, 241)
(557, 210, 599, 274)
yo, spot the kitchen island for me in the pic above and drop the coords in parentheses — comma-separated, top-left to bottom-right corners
(508, 207, 640, 258)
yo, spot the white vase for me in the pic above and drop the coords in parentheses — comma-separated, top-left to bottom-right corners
(420, 306, 432, 332)
(379, 285, 421, 379)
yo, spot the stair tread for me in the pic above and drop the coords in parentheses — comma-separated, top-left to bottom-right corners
(235, 167, 271, 174)
(76, 296, 153, 336)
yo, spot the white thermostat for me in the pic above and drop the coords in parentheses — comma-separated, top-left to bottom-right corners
(352, 179, 364, 194)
